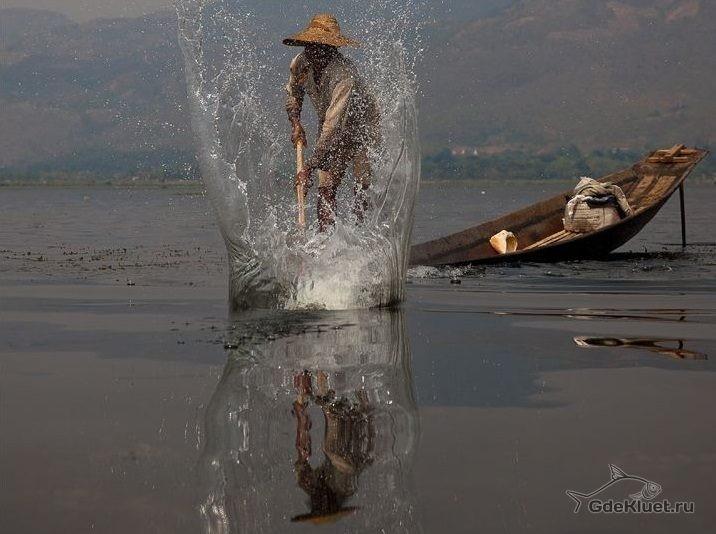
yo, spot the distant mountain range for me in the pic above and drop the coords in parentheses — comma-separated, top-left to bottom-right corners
(0, 1, 713, 177)
(421, 0, 715, 153)
(0, 7, 190, 175)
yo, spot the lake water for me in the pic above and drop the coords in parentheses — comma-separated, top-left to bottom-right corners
(1, 183, 715, 533)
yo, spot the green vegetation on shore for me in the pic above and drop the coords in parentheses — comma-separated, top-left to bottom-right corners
(0, 147, 199, 186)
(1, 146, 712, 186)
(424, 146, 715, 182)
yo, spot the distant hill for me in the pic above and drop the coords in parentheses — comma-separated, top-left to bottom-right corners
(0, 8, 190, 174)
(0, 8, 73, 47)
(421, 0, 716, 152)
(0, 1, 713, 178)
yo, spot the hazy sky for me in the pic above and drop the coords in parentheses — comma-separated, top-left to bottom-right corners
(5, 1, 512, 23)
(4, 0, 173, 21)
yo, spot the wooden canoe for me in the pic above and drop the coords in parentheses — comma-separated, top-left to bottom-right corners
(410, 145, 709, 267)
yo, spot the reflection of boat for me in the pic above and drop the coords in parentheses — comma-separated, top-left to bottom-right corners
(410, 145, 709, 266)
(198, 310, 421, 533)
(574, 336, 707, 360)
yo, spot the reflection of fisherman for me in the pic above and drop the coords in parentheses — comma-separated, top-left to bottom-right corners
(284, 14, 381, 232)
(291, 370, 374, 524)
(198, 311, 420, 533)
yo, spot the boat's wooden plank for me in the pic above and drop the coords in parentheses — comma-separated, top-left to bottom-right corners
(648, 145, 690, 163)
(656, 148, 697, 155)
(524, 230, 575, 250)
(647, 155, 692, 163)
(625, 174, 657, 204)
(641, 176, 676, 205)
(666, 144, 686, 157)
(523, 233, 560, 250)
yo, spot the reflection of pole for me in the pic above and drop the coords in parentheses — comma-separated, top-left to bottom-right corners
(679, 184, 686, 249)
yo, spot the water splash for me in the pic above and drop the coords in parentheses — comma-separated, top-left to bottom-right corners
(175, 1, 421, 309)
(198, 309, 421, 532)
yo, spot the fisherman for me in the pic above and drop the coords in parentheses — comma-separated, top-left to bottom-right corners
(284, 14, 381, 232)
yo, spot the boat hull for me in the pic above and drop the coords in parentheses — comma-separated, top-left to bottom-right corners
(410, 146, 709, 267)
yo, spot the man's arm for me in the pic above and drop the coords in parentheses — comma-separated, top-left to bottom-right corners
(305, 77, 354, 171)
(285, 54, 307, 147)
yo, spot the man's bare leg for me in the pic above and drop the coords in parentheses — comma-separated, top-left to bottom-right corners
(352, 149, 372, 223)
(318, 169, 339, 232)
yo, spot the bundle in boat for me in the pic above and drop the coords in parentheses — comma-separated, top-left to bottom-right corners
(563, 177, 632, 233)
(563, 201, 621, 233)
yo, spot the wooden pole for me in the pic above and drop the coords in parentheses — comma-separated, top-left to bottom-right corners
(678, 183, 686, 248)
(296, 141, 306, 229)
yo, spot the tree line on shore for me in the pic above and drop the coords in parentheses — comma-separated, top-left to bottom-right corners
(1, 146, 713, 185)
(423, 146, 715, 182)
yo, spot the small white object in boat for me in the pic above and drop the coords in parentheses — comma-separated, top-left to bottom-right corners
(489, 230, 518, 254)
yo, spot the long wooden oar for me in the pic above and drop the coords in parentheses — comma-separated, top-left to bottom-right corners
(296, 140, 306, 229)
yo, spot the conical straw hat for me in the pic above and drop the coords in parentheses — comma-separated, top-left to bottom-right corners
(283, 14, 359, 48)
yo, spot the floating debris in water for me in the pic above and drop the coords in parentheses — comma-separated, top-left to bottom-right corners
(408, 265, 484, 280)
(574, 336, 707, 360)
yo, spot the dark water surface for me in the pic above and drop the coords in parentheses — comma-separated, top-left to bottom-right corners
(1, 184, 715, 533)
